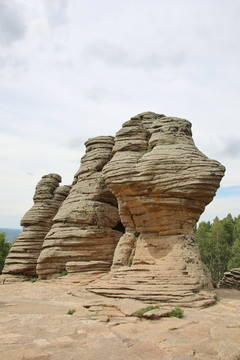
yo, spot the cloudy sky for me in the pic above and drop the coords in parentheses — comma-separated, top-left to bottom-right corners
(1, 0, 240, 229)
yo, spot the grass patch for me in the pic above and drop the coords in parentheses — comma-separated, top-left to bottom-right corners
(134, 305, 159, 316)
(67, 309, 76, 315)
(128, 258, 133, 266)
(60, 270, 68, 276)
(168, 307, 184, 318)
(147, 144, 154, 152)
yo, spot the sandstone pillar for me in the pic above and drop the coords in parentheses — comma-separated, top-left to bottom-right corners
(36, 137, 123, 279)
(88, 112, 225, 307)
(3, 174, 70, 276)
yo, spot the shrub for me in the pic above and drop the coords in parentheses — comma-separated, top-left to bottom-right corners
(168, 307, 184, 318)
(128, 258, 133, 266)
(147, 144, 153, 152)
(0, 233, 11, 274)
(134, 232, 140, 238)
(67, 309, 76, 315)
(134, 305, 159, 316)
(60, 270, 68, 276)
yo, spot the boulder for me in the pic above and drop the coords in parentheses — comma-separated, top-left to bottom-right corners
(218, 268, 240, 289)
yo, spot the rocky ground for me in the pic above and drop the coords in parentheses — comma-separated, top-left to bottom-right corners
(0, 276, 240, 360)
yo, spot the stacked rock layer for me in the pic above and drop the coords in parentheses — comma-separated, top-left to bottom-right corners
(2, 112, 225, 307)
(3, 174, 70, 275)
(36, 137, 123, 279)
(88, 112, 225, 306)
(218, 268, 240, 289)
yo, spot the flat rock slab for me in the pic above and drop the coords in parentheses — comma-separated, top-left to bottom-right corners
(0, 280, 240, 360)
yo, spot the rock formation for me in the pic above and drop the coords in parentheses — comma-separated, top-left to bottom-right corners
(3, 174, 70, 276)
(87, 112, 225, 307)
(36, 137, 123, 279)
(2, 112, 225, 308)
(218, 268, 240, 289)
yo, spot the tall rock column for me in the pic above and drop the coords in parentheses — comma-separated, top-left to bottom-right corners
(88, 112, 225, 307)
(3, 174, 70, 276)
(36, 137, 123, 279)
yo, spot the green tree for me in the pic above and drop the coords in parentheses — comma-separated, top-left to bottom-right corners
(228, 215, 240, 269)
(195, 216, 235, 286)
(222, 213, 235, 247)
(233, 215, 240, 243)
(210, 217, 230, 284)
(0, 232, 11, 274)
(195, 221, 213, 268)
(228, 239, 240, 269)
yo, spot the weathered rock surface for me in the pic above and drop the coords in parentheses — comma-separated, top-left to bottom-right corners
(88, 112, 225, 306)
(66, 261, 111, 276)
(3, 174, 70, 276)
(3, 112, 225, 308)
(0, 280, 240, 360)
(36, 137, 123, 279)
(218, 268, 240, 289)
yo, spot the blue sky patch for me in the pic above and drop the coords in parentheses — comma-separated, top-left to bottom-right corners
(216, 186, 240, 198)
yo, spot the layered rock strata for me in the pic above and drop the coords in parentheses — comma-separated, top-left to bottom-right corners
(36, 137, 123, 279)
(2, 112, 225, 308)
(3, 174, 70, 276)
(88, 112, 225, 306)
(218, 268, 240, 290)
(66, 261, 111, 277)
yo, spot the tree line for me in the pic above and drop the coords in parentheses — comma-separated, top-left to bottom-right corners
(0, 232, 11, 274)
(195, 214, 240, 286)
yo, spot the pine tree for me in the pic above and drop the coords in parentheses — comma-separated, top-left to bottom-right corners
(0, 232, 11, 274)
(195, 214, 239, 286)
(228, 215, 240, 269)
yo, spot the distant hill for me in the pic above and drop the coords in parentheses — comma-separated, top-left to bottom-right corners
(0, 228, 22, 243)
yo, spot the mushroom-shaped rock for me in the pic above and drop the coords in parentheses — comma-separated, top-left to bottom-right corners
(88, 112, 225, 307)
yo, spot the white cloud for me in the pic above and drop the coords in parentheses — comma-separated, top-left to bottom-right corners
(219, 137, 240, 158)
(200, 196, 240, 223)
(1, 0, 240, 227)
(0, 131, 81, 228)
(0, 0, 26, 45)
(43, 0, 69, 28)
(83, 38, 186, 70)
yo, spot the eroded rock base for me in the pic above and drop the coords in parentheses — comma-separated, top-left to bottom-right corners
(87, 265, 216, 308)
(87, 234, 216, 308)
